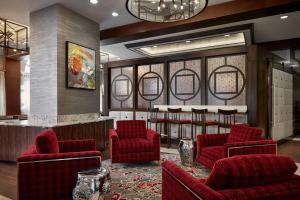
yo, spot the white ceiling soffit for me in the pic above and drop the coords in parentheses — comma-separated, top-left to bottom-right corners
(0, 0, 233, 30)
(101, 10, 300, 62)
(130, 32, 247, 57)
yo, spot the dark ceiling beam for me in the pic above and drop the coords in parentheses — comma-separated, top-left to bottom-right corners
(100, 0, 300, 45)
(258, 38, 300, 51)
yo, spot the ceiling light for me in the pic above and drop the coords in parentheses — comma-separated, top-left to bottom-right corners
(126, 0, 208, 22)
(112, 12, 119, 17)
(13, 49, 17, 52)
(224, 34, 230, 37)
(280, 15, 288, 19)
(90, 0, 98, 5)
(153, 45, 158, 48)
(117, 57, 121, 60)
(186, 40, 191, 43)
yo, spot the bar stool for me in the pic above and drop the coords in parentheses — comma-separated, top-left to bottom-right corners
(217, 109, 237, 133)
(147, 108, 167, 136)
(191, 108, 218, 140)
(166, 108, 191, 147)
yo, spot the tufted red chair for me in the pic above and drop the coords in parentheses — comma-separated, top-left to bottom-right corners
(162, 155, 300, 200)
(17, 129, 101, 200)
(196, 125, 277, 168)
(109, 120, 160, 163)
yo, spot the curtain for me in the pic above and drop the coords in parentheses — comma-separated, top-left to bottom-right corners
(0, 49, 6, 116)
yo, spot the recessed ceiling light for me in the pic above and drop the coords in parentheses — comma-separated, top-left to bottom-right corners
(152, 1, 156, 4)
(112, 12, 119, 17)
(186, 40, 191, 43)
(117, 57, 121, 60)
(224, 34, 230, 37)
(280, 15, 288, 19)
(13, 49, 17, 52)
(90, 0, 98, 5)
(153, 45, 158, 48)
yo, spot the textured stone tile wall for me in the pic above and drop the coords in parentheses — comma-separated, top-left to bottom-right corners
(29, 4, 100, 124)
(30, 6, 58, 117)
(56, 5, 100, 115)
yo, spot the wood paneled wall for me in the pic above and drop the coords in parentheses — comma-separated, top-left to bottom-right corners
(5, 58, 21, 116)
(106, 45, 272, 135)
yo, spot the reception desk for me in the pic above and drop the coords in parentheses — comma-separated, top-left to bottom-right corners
(0, 117, 114, 162)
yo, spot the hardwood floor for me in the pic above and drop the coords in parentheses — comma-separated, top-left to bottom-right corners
(0, 141, 300, 200)
(0, 162, 17, 200)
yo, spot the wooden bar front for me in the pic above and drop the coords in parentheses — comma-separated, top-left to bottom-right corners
(0, 119, 114, 162)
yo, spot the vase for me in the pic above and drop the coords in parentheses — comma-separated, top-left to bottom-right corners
(178, 139, 194, 166)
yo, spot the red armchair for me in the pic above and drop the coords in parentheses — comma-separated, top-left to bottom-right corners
(196, 125, 277, 168)
(109, 120, 160, 163)
(162, 155, 300, 200)
(17, 129, 101, 200)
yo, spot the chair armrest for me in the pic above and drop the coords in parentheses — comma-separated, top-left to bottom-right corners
(146, 129, 160, 144)
(197, 134, 229, 147)
(162, 161, 225, 200)
(17, 151, 101, 163)
(109, 129, 119, 144)
(224, 140, 277, 157)
(18, 151, 101, 200)
(58, 139, 96, 153)
(109, 129, 119, 161)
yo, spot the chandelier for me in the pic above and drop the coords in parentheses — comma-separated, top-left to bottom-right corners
(0, 18, 28, 56)
(126, 0, 208, 23)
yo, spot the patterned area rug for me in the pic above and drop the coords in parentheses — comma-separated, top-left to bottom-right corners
(102, 153, 210, 200)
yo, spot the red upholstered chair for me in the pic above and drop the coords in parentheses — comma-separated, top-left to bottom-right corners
(109, 120, 160, 163)
(162, 155, 300, 200)
(196, 124, 277, 168)
(17, 129, 101, 200)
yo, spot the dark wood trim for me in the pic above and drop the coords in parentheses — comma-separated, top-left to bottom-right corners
(108, 46, 249, 112)
(101, 0, 300, 45)
(258, 38, 300, 51)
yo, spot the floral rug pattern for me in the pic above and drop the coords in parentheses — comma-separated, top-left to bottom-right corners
(102, 153, 210, 200)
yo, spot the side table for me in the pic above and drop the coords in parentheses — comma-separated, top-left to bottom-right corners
(73, 167, 111, 200)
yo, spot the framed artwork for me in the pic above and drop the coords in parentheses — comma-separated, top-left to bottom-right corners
(66, 41, 96, 90)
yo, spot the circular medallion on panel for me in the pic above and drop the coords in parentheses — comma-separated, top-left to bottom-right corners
(208, 65, 246, 101)
(170, 68, 201, 101)
(111, 74, 133, 102)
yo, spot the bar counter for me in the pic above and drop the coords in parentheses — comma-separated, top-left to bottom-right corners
(0, 117, 114, 162)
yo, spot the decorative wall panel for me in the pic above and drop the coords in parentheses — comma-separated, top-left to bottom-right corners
(207, 54, 246, 105)
(138, 63, 164, 108)
(272, 68, 293, 141)
(169, 59, 201, 105)
(110, 67, 133, 109)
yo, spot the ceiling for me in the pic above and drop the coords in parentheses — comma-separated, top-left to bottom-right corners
(101, 10, 300, 61)
(0, 0, 233, 30)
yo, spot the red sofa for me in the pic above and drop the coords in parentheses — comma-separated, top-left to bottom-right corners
(109, 120, 160, 163)
(196, 125, 277, 168)
(17, 129, 101, 200)
(162, 154, 300, 200)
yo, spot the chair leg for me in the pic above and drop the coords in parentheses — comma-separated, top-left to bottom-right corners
(218, 126, 220, 134)
(191, 124, 194, 141)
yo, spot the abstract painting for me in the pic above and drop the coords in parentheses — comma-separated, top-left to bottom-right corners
(66, 41, 96, 90)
